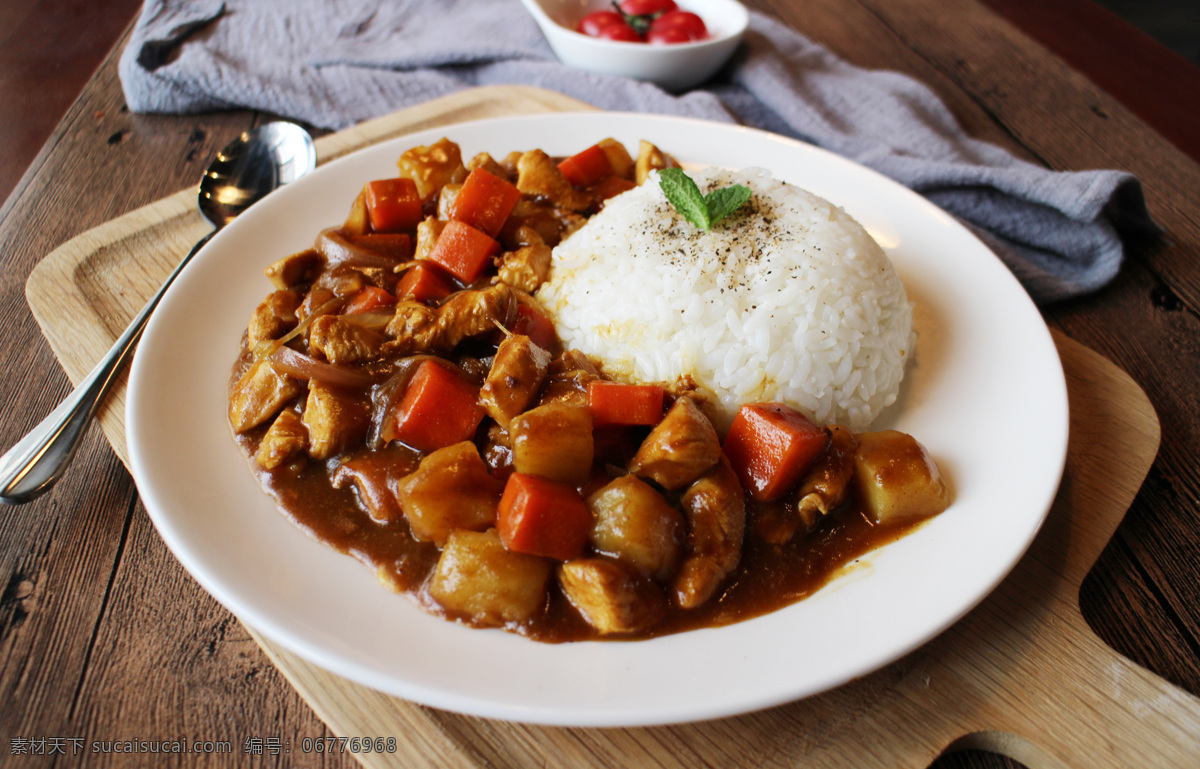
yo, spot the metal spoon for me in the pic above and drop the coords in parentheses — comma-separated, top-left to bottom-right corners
(0, 121, 317, 505)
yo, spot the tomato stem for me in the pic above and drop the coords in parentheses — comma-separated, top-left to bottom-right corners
(612, 1, 661, 36)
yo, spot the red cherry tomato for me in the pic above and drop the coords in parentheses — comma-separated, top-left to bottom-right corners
(618, 0, 677, 15)
(647, 10, 708, 43)
(597, 23, 644, 42)
(577, 10, 626, 37)
(646, 26, 692, 44)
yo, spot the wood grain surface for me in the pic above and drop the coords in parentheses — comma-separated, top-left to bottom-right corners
(2, 1, 1199, 767)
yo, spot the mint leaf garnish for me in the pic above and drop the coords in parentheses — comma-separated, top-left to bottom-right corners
(658, 167, 711, 229)
(657, 167, 751, 231)
(704, 184, 753, 225)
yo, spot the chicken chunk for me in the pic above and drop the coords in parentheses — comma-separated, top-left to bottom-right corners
(794, 425, 859, 533)
(500, 202, 576, 249)
(629, 396, 722, 490)
(539, 349, 601, 407)
(673, 456, 745, 609)
(247, 290, 300, 347)
(301, 380, 371, 460)
(558, 557, 667, 635)
(467, 151, 511, 181)
(385, 283, 519, 355)
(479, 333, 553, 428)
(515, 149, 591, 212)
(429, 528, 550, 627)
(413, 216, 447, 262)
(309, 314, 386, 364)
(496, 241, 551, 293)
(254, 409, 307, 470)
(385, 300, 441, 352)
(392, 441, 502, 545)
(587, 475, 684, 581)
(264, 248, 322, 290)
(229, 358, 304, 433)
(436, 183, 462, 219)
(397, 137, 468, 201)
(436, 283, 519, 350)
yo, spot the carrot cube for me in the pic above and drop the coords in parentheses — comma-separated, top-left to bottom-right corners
(593, 175, 636, 202)
(426, 219, 499, 283)
(452, 168, 522, 237)
(365, 178, 423, 233)
(722, 402, 831, 501)
(498, 472, 593, 561)
(397, 262, 454, 303)
(587, 381, 665, 426)
(391, 360, 485, 453)
(343, 285, 395, 315)
(512, 302, 557, 351)
(558, 144, 613, 188)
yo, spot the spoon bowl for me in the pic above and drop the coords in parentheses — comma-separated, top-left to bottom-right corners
(201, 122, 317, 226)
(518, 0, 749, 91)
(0, 121, 316, 505)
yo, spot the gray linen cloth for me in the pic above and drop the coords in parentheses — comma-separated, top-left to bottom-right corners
(118, 0, 1157, 303)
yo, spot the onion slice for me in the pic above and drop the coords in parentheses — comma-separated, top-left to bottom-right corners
(317, 228, 404, 270)
(270, 346, 378, 390)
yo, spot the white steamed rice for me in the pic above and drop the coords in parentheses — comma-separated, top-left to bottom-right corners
(537, 167, 914, 433)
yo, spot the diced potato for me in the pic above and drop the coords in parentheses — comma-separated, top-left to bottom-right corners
(228, 359, 304, 433)
(301, 380, 371, 460)
(853, 430, 949, 525)
(509, 402, 594, 484)
(343, 190, 370, 236)
(429, 529, 551, 626)
(394, 442, 502, 546)
(255, 409, 307, 470)
(597, 138, 634, 180)
(558, 557, 666, 635)
(588, 475, 684, 580)
(635, 140, 679, 185)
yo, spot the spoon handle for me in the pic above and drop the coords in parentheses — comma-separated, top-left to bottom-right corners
(0, 231, 215, 505)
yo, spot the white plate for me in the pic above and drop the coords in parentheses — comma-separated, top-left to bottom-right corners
(127, 113, 1068, 727)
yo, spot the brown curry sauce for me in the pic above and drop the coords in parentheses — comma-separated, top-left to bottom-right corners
(234, 416, 920, 644)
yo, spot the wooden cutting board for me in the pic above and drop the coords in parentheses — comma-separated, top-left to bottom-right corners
(25, 85, 1197, 768)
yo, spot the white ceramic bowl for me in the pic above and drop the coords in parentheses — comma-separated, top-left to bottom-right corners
(519, 0, 749, 91)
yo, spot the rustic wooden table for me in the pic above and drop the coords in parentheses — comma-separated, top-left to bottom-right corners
(1, 1, 1197, 767)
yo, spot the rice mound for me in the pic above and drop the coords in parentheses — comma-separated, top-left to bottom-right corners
(537, 167, 914, 433)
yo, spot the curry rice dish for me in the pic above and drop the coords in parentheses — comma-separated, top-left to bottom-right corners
(227, 136, 949, 642)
